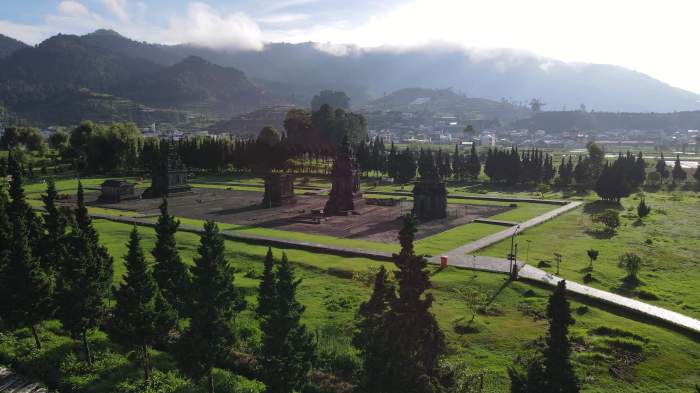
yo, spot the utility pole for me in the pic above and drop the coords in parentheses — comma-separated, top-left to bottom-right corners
(554, 252, 562, 276)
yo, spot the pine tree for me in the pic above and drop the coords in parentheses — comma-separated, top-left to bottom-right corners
(655, 153, 669, 184)
(0, 186, 11, 274)
(0, 186, 53, 349)
(260, 252, 315, 393)
(111, 227, 176, 380)
(672, 155, 687, 184)
(377, 215, 446, 393)
(152, 198, 190, 321)
(256, 247, 276, 320)
(542, 280, 579, 393)
(176, 221, 240, 393)
(40, 178, 68, 274)
(353, 265, 396, 393)
(7, 152, 43, 257)
(58, 182, 114, 365)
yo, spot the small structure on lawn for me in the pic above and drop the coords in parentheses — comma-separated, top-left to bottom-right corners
(412, 149, 447, 219)
(324, 136, 362, 216)
(142, 138, 191, 198)
(99, 179, 136, 203)
(262, 173, 296, 207)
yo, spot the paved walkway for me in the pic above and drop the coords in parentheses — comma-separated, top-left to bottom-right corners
(431, 201, 582, 261)
(518, 265, 700, 335)
(363, 190, 570, 205)
(0, 367, 46, 393)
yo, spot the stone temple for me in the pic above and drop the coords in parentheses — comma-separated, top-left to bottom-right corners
(262, 173, 296, 207)
(412, 151, 447, 220)
(324, 137, 362, 216)
(142, 139, 191, 198)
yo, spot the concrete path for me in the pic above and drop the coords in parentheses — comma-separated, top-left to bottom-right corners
(0, 367, 47, 393)
(363, 190, 569, 205)
(518, 265, 700, 335)
(431, 201, 582, 261)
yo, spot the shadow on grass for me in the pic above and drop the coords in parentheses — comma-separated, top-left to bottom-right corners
(583, 200, 623, 214)
(584, 228, 615, 239)
(613, 275, 642, 296)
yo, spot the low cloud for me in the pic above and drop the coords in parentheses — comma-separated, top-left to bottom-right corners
(165, 2, 263, 50)
(57, 1, 91, 18)
(103, 0, 129, 22)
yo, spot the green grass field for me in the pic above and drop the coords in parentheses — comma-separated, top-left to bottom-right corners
(88, 218, 700, 392)
(480, 189, 700, 320)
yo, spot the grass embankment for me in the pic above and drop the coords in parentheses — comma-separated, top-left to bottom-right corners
(480, 190, 700, 320)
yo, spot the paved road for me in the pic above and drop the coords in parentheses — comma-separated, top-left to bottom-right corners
(0, 367, 46, 393)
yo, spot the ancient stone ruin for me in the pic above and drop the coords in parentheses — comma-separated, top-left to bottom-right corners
(99, 179, 136, 203)
(142, 138, 191, 198)
(412, 150, 447, 219)
(262, 173, 296, 207)
(324, 137, 362, 216)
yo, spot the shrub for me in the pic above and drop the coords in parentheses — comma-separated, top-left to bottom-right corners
(637, 198, 651, 218)
(618, 253, 643, 280)
(592, 209, 621, 233)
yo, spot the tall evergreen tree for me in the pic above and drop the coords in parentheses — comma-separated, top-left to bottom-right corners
(58, 182, 114, 365)
(260, 252, 315, 393)
(152, 198, 190, 321)
(655, 153, 669, 184)
(111, 227, 176, 380)
(672, 155, 687, 184)
(0, 186, 11, 275)
(40, 178, 68, 274)
(467, 143, 481, 181)
(176, 221, 241, 393)
(542, 280, 579, 392)
(256, 247, 276, 320)
(0, 195, 53, 349)
(376, 215, 446, 393)
(353, 265, 396, 393)
(694, 161, 700, 185)
(7, 152, 43, 256)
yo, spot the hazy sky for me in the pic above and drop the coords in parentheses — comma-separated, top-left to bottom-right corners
(1, 0, 699, 94)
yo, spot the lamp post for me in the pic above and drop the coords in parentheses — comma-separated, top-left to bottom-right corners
(525, 239, 531, 264)
(508, 225, 520, 280)
(554, 252, 562, 276)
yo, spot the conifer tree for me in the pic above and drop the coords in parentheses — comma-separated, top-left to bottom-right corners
(256, 247, 276, 320)
(378, 215, 446, 393)
(58, 182, 114, 365)
(0, 198, 53, 349)
(672, 155, 687, 184)
(353, 265, 396, 393)
(176, 221, 240, 393)
(695, 162, 700, 185)
(542, 280, 579, 393)
(655, 153, 669, 184)
(7, 152, 43, 256)
(0, 186, 10, 273)
(467, 143, 481, 181)
(40, 178, 68, 274)
(260, 253, 315, 393)
(152, 198, 190, 321)
(111, 227, 176, 380)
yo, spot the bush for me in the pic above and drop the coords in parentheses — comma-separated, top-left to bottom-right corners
(115, 370, 190, 393)
(592, 209, 621, 233)
(618, 253, 643, 280)
(637, 198, 651, 218)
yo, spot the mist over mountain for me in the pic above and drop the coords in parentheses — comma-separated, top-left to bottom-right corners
(0, 29, 698, 127)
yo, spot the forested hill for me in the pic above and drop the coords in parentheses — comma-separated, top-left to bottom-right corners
(0, 34, 27, 58)
(365, 88, 531, 122)
(513, 110, 700, 133)
(0, 32, 274, 125)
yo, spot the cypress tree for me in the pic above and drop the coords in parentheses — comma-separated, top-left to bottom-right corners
(7, 152, 43, 256)
(260, 253, 315, 393)
(0, 186, 10, 273)
(542, 280, 579, 393)
(378, 215, 446, 393)
(353, 265, 396, 393)
(672, 155, 687, 184)
(0, 199, 53, 350)
(176, 221, 240, 393)
(152, 198, 190, 321)
(40, 178, 68, 274)
(58, 182, 114, 365)
(655, 153, 669, 183)
(111, 227, 176, 380)
(256, 247, 276, 320)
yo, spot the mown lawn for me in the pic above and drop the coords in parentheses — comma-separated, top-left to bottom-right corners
(479, 189, 700, 320)
(93, 219, 700, 393)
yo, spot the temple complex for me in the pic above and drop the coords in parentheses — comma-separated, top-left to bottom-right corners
(412, 150, 447, 219)
(262, 173, 296, 207)
(323, 137, 362, 216)
(142, 138, 191, 198)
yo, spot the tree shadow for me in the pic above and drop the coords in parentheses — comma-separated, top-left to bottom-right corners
(613, 275, 642, 296)
(584, 228, 614, 239)
(632, 219, 644, 227)
(583, 200, 623, 214)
